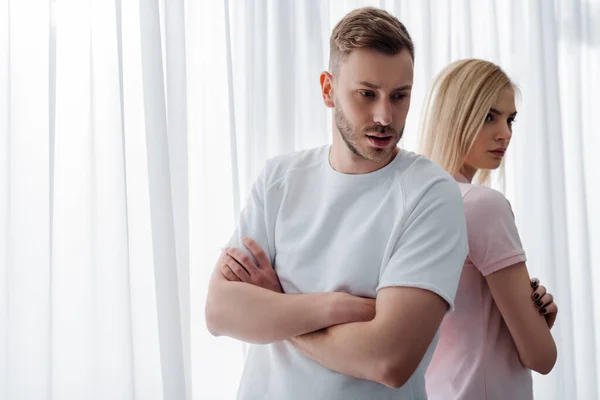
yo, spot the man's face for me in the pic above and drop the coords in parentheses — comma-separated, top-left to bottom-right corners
(328, 48, 414, 163)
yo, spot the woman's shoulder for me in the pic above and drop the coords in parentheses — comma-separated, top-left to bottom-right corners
(458, 183, 514, 220)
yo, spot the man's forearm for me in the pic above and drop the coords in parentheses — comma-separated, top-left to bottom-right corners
(290, 319, 413, 388)
(205, 278, 357, 344)
(290, 321, 387, 382)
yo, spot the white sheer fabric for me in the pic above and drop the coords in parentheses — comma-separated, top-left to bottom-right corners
(1, 0, 189, 399)
(1, 0, 597, 399)
(193, 1, 599, 399)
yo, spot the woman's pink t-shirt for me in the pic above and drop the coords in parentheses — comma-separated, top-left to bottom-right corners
(425, 175, 532, 400)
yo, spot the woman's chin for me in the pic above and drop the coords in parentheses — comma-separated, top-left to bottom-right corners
(482, 158, 503, 170)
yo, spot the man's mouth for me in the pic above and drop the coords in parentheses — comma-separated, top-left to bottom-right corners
(367, 135, 393, 148)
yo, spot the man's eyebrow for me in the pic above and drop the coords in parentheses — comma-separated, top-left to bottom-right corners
(358, 81, 412, 91)
(358, 81, 380, 89)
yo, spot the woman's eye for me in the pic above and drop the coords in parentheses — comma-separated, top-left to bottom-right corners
(359, 90, 375, 97)
(508, 117, 516, 126)
(392, 93, 407, 101)
(485, 113, 494, 122)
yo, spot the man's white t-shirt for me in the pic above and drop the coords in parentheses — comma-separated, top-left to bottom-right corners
(228, 145, 468, 400)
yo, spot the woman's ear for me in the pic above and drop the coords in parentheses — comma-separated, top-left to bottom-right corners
(320, 71, 335, 108)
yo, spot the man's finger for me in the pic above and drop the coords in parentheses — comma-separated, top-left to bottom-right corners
(243, 237, 270, 268)
(226, 247, 258, 272)
(225, 254, 251, 280)
(220, 263, 241, 282)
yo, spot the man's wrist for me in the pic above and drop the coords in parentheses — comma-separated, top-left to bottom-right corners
(325, 292, 353, 325)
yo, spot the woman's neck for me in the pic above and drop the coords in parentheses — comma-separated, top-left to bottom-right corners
(459, 165, 477, 183)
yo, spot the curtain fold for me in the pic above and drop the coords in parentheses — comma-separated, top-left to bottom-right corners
(2, 1, 51, 398)
(1, 0, 189, 398)
(188, 1, 241, 397)
(1, 0, 598, 399)
(193, 1, 600, 399)
(163, 0, 191, 398)
(139, 1, 185, 398)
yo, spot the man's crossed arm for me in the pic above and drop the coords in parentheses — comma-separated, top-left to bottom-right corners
(206, 237, 448, 389)
(205, 237, 376, 345)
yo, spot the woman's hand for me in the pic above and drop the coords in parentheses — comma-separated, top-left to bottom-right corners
(530, 278, 558, 329)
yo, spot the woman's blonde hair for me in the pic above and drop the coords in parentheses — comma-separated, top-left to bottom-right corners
(418, 59, 516, 186)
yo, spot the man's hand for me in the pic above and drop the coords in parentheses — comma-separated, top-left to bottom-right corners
(220, 237, 376, 323)
(219, 236, 283, 293)
(530, 278, 558, 329)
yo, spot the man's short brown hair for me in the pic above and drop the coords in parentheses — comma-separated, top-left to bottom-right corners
(329, 7, 414, 75)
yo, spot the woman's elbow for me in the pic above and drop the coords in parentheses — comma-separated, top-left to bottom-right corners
(531, 351, 557, 375)
(527, 357, 556, 375)
(523, 342, 557, 375)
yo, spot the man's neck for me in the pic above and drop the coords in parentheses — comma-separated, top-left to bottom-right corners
(329, 134, 399, 175)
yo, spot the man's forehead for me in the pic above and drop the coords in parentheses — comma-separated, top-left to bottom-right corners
(337, 49, 414, 86)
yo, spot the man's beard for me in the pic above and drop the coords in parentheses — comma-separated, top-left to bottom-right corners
(334, 106, 403, 162)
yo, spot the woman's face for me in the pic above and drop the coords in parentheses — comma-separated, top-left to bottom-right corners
(462, 88, 517, 177)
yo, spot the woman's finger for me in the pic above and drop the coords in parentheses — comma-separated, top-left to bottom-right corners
(538, 293, 554, 308)
(532, 285, 547, 302)
(530, 277, 540, 289)
(534, 288, 548, 308)
(540, 302, 558, 315)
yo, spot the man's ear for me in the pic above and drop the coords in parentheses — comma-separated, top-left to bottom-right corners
(320, 71, 335, 108)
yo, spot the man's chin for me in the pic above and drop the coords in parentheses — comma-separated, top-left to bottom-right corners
(363, 145, 395, 162)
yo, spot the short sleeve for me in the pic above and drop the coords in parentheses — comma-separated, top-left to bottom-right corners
(225, 161, 275, 265)
(377, 177, 469, 311)
(462, 186, 526, 276)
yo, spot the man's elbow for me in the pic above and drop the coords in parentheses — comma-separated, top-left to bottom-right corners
(205, 296, 223, 337)
(206, 324, 221, 338)
(375, 357, 418, 389)
(379, 372, 409, 389)
(205, 284, 232, 338)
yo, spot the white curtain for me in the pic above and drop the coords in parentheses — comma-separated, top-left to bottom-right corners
(193, 1, 600, 399)
(1, 0, 189, 399)
(2, 0, 598, 399)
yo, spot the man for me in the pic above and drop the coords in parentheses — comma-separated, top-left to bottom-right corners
(205, 7, 468, 399)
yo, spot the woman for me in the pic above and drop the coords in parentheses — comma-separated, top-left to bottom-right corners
(420, 59, 558, 399)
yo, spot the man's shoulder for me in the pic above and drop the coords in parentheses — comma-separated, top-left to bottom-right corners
(264, 146, 326, 186)
(394, 150, 458, 198)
